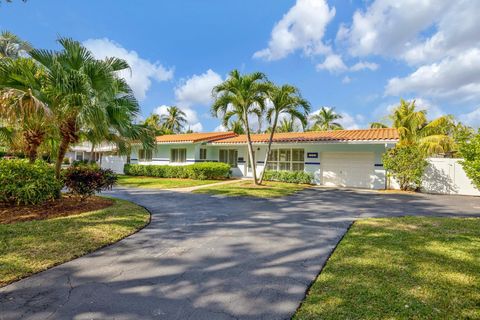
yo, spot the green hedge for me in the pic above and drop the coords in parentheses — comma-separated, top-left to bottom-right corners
(263, 170, 313, 184)
(124, 162, 231, 180)
(0, 159, 63, 205)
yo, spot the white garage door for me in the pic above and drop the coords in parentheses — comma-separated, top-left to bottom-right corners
(322, 152, 375, 188)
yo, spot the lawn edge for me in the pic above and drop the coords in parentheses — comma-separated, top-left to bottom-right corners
(293, 220, 355, 318)
(0, 197, 152, 288)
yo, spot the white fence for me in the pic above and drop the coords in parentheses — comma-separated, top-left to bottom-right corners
(422, 158, 480, 196)
(101, 155, 127, 174)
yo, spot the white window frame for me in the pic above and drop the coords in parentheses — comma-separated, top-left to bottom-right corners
(219, 149, 238, 167)
(139, 149, 153, 162)
(267, 148, 304, 172)
(170, 148, 187, 163)
(199, 148, 207, 161)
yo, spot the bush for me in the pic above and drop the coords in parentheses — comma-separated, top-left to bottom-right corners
(0, 159, 63, 205)
(263, 170, 313, 184)
(123, 162, 231, 180)
(63, 164, 117, 200)
(383, 145, 428, 191)
(459, 130, 480, 190)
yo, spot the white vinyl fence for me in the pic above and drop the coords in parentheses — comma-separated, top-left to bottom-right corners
(422, 158, 480, 196)
(101, 155, 127, 174)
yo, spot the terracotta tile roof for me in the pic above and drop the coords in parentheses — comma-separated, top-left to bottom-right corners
(155, 131, 237, 143)
(211, 128, 399, 144)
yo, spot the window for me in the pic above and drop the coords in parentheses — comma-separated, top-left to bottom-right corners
(76, 152, 84, 161)
(170, 148, 186, 163)
(267, 148, 304, 171)
(200, 148, 207, 161)
(219, 149, 238, 167)
(139, 149, 153, 162)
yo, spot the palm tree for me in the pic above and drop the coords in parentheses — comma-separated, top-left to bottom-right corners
(30, 38, 138, 178)
(258, 84, 310, 184)
(227, 119, 245, 134)
(0, 31, 31, 59)
(369, 99, 454, 155)
(275, 117, 298, 133)
(310, 107, 343, 131)
(0, 57, 52, 162)
(144, 113, 172, 135)
(160, 106, 187, 133)
(212, 69, 270, 185)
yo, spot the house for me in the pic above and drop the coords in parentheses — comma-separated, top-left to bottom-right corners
(129, 128, 399, 190)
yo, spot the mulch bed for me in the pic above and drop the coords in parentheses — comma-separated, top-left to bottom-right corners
(0, 195, 114, 224)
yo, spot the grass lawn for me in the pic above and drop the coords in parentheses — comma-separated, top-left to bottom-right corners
(193, 180, 310, 198)
(117, 175, 223, 189)
(0, 198, 150, 287)
(294, 217, 480, 320)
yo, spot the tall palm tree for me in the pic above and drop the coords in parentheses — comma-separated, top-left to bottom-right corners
(310, 107, 343, 131)
(369, 99, 454, 155)
(0, 57, 52, 162)
(212, 69, 270, 185)
(0, 31, 31, 59)
(161, 106, 187, 133)
(275, 117, 298, 133)
(259, 84, 310, 184)
(30, 38, 138, 178)
(227, 119, 245, 134)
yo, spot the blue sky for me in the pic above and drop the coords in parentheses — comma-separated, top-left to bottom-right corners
(2, 0, 479, 131)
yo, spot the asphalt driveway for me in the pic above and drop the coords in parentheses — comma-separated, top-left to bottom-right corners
(1, 188, 479, 320)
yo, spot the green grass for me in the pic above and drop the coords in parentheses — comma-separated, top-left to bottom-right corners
(193, 180, 310, 198)
(294, 217, 480, 320)
(117, 175, 223, 189)
(0, 198, 150, 287)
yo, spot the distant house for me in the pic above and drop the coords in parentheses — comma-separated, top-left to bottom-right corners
(128, 128, 399, 190)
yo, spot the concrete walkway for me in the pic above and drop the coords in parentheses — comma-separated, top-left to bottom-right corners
(1, 188, 479, 320)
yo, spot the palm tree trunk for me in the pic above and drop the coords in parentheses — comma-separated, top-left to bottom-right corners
(244, 114, 259, 185)
(55, 137, 69, 179)
(24, 130, 44, 164)
(90, 143, 95, 164)
(55, 118, 79, 179)
(258, 113, 278, 184)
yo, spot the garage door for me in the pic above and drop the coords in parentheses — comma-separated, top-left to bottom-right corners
(321, 152, 375, 188)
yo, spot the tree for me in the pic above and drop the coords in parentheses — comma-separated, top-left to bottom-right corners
(0, 57, 52, 162)
(226, 119, 245, 134)
(274, 117, 297, 133)
(258, 84, 310, 184)
(370, 99, 454, 155)
(160, 106, 187, 133)
(0, 31, 31, 59)
(29, 38, 139, 178)
(310, 107, 343, 131)
(459, 130, 480, 190)
(212, 69, 270, 185)
(383, 144, 428, 191)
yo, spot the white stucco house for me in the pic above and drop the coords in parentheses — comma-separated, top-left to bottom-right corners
(128, 128, 399, 190)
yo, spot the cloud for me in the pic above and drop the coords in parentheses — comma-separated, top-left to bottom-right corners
(83, 38, 174, 101)
(385, 49, 480, 101)
(214, 124, 228, 132)
(253, 0, 335, 61)
(342, 76, 352, 84)
(372, 98, 446, 124)
(316, 54, 347, 73)
(350, 61, 379, 72)
(338, 112, 365, 129)
(153, 105, 203, 132)
(174, 69, 223, 107)
(459, 107, 480, 128)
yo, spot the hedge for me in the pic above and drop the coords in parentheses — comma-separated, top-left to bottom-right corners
(263, 170, 313, 184)
(124, 162, 231, 180)
(63, 164, 118, 200)
(0, 159, 63, 205)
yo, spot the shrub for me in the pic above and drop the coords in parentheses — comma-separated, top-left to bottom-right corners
(123, 162, 231, 180)
(0, 159, 63, 205)
(263, 170, 313, 184)
(63, 164, 117, 200)
(383, 144, 428, 191)
(459, 130, 480, 190)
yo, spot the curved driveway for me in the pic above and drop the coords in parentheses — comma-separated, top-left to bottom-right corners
(1, 187, 479, 320)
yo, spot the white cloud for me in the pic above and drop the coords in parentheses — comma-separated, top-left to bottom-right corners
(373, 98, 446, 123)
(214, 124, 228, 132)
(153, 105, 203, 132)
(316, 54, 347, 73)
(83, 38, 174, 101)
(174, 69, 223, 107)
(386, 49, 480, 101)
(459, 107, 480, 128)
(342, 76, 352, 84)
(350, 61, 379, 72)
(253, 0, 335, 61)
(338, 112, 365, 129)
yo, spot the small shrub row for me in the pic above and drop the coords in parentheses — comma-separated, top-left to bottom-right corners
(0, 159, 63, 205)
(124, 162, 231, 180)
(63, 164, 117, 200)
(263, 170, 313, 184)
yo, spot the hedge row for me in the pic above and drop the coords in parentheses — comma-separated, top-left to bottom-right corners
(0, 159, 63, 205)
(263, 170, 313, 184)
(124, 162, 231, 180)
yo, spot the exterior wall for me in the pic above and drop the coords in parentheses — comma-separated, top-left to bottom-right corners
(131, 143, 198, 166)
(422, 158, 480, 196)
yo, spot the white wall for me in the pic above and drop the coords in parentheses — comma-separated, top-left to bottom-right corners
(422, 158, 480, 196)
(101, 155, 127, 174)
